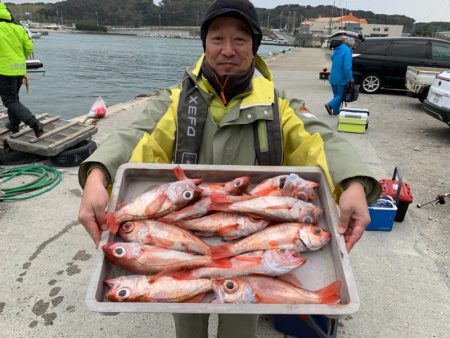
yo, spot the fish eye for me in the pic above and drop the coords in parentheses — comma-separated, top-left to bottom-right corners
(303, 215, 313, 224)
(234, 180, 243, 187)
(114, 247, 126, 257)
(279, 249, 286, 253)
(121, 222, 134, 233)
(116, 288, 131, 299)
(183, 190, 194, 200)
(314, 227, 322, 234)
(223, 280, 238, 293)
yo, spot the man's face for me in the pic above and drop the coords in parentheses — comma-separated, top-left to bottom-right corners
(205, 16, 254, 79)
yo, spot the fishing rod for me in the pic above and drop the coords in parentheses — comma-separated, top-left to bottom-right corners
(416, 193, 450, 208)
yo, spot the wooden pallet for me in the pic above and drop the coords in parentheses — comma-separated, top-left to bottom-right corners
(0, 113, 97, 156)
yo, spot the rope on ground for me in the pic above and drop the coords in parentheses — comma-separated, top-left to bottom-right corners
(0, 165, 62, 201)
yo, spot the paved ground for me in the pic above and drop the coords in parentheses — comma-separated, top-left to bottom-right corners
(0, 47, 449, 338)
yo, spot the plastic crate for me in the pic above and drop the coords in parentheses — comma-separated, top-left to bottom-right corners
(366, 200, 397, 231)
(273, 314, 338, 338)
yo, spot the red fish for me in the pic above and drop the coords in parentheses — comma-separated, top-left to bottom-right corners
(250, 173, 319, 201)
(209, 195, 322, 224)
(208, 223, 331, 260)
(160, 212, 271, 240)
(172, 249, 306, 280)
(118, 220, 211, 255)
(212, 276, 341, 304)
(161, 197, 213, 221)
(105, 275, 212, 303)
(106, 172, 203, 234)
(102, 242, 230, 274)
(173, 168, 250, 197)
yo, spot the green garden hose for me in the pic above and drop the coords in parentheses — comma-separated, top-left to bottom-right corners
(0, 165, 62, 201)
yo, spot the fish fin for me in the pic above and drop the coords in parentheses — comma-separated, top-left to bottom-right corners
(277, 274, 303, 288)
(316, 280, 342, 304)
(223, 235, 241, 241)
(158, 217, 179, 224)
(192, 178, 203, 185)
(170, 270, 193, 280)
(208, 203, 231, 213)
(193, 231, 214, 237)
(106, 212, 119, 235)
(266, 205, 292, 210)
(234, 256, 264, 263)
(209, 244, 234, 260)
(207, 183, 226, 188)
(215, 224, 239, 236)
(212, 259, 232, 268)
(144, 193, 168, 217)
(172, 165, 189, 180)
(268, 240, 280, 249)
(186, 293, 206, 303)
(209, 195, 252, 204)
(153, 237, 176, 249)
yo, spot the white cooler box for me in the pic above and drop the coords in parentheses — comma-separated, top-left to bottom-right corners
(337, 108, 369, 134)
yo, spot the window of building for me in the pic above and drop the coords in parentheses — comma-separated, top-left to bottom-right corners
(373, 27, 380, 31)
(384, 27, 389, 32)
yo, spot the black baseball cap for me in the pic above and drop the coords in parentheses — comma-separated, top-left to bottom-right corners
(200, 0, 262, 55)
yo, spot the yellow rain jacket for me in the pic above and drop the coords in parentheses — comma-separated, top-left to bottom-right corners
(79, 55, 380, 204)
(0, 3, 34, 76)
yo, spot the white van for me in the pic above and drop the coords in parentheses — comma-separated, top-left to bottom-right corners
(423, 70, 450, 127)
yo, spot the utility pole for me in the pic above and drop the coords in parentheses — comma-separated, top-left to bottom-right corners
(292, 12, 296, 33)
(267, 11, 270, 28)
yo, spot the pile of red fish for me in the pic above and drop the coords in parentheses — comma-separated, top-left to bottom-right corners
(103, 166, 341, 305)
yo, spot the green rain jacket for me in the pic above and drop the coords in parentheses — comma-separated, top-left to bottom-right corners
(0, 3, 34, 76)
(79, 55, 380, 204)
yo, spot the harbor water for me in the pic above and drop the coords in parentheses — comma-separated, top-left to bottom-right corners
(23, 32, 289, 120)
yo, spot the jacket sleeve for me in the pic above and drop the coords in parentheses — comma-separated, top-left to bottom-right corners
(22, 29, 34, 57)
(343, 47, 353, 83)
(279, 95, 380, 205)
(78, 88, 178, 188)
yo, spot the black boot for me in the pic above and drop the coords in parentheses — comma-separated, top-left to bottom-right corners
(32, 121, 44, 138)
(5, 121, 19, 133)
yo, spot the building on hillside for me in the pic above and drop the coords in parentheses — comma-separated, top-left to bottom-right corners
(295, 13, 403, 47)
(437, 31, 450, 41)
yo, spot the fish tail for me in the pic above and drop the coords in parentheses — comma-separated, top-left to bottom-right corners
(209, 244, 235, 260)
(106, 212, 119, 235)
(317, 280, 341, 304)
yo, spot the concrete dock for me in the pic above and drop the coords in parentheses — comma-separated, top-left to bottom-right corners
(0, 47, 448, 338)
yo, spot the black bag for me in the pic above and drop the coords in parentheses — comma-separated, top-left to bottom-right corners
(343, 82, 360, 102)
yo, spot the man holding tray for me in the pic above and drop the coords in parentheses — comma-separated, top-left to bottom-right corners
(78, 0, 381, 337)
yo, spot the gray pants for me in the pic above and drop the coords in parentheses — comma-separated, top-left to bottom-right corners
(173, 313, 258, 338)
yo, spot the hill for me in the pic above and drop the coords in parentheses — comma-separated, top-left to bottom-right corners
(5, 0, 447, 35)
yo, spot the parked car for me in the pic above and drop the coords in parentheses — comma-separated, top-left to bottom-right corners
(352, 37, 450, 93)
(423, 70, 450, 127)
(405, 66, 447, 102)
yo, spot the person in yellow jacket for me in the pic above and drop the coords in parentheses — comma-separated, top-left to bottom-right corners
(78, 1, 380, 337)
(0, 2, 44, 137)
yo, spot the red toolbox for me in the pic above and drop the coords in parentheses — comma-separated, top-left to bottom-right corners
(380, 167, 413, 222)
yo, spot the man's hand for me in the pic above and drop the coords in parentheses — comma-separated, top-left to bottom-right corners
(78, 168, 109, 246)
(337, 180, 370, 252)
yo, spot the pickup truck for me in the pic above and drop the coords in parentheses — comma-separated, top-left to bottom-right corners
(405, 66, 447, 102)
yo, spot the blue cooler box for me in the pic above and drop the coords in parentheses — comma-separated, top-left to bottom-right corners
(366, 200, 397, 231)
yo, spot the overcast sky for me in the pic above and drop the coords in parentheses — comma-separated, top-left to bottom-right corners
(6, 0, 450, 23)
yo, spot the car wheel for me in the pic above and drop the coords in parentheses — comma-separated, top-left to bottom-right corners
(360, 73, 382, 94)
(49, 139, 97, 167)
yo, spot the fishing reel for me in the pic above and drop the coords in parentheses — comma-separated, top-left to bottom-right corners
(416, 193, 450, 208)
